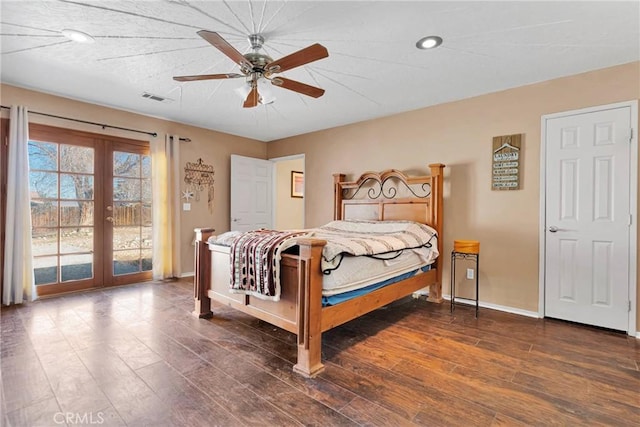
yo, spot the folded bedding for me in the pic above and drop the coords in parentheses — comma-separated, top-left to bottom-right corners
(308, 219, 438, 273)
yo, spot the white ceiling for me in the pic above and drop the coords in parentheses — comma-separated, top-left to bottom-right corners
(1, 1, 639, 142)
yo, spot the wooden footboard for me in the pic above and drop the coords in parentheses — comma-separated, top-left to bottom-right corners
(192, 230, 329, 377)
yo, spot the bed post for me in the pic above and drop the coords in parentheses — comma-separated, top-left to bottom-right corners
(293, 238, 327, 378)
(193, 227, 215, 318)
(428, 163, 445, 303)
(333, 173, 346, 220)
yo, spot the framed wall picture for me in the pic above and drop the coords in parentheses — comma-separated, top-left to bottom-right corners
(291, 171, 304, 198)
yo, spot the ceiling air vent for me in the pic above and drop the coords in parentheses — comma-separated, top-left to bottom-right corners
(141, 92, 172, 103)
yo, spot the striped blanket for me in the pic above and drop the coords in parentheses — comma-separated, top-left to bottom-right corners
(229, 229, 308, 301)
(309, 220, 438, 273)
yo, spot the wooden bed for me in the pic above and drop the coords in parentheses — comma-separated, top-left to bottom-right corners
(192, 163, 445, 377)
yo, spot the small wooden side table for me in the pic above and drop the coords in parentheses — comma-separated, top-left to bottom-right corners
(450, 240, 480, 318)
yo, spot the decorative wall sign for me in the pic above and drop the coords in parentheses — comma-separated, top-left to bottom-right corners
(184, 158, 215, 212)
(492, 134, 522, 191)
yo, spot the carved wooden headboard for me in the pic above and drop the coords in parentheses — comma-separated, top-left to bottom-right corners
(333, 163, 445, 264)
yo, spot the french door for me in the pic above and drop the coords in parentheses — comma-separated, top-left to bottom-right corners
(28, 124, 152, 296)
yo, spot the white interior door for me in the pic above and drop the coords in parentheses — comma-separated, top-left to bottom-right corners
(230, 154, 273, 232)
(544, 105, 633, 331)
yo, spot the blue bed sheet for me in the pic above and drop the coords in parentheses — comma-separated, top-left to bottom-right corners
(322, 265, 432, 307)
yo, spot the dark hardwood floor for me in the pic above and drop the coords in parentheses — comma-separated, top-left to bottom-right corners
(1, 280, 639, 426)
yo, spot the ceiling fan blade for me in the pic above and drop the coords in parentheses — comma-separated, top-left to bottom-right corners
(173, 73, 244, 82)
(266, 43, 328, 73)
(271, 77, 325, 98)
(197, 30, 252, 69)
(243, 85, 259, 108)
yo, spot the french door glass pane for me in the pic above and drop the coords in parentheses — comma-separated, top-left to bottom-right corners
(141, 249, 152, 272)
(33, 256, 58, 285)
(114, 202, 140, 226)
(60, 254, 93, 282)
(29, 140, 95, 285)
(113, 178, 141, 201)
(60, 227, 93, 253)
(60, 202, 94, 226)
(112, 151, 152, 276)
(113, 226, 140, 250)
(32, 228, 58, 256)
(29, 172, 58, 198)
(60, 174, 94, 200)
(141, 156, 151, 178)
(113, 250, 141, 275)
(141, 227, 152, 247)
(31, 202, 58, 227)
(114, 152, 140, 177)
(141, 179, 152, 202)
(60, 145, 93, 173)
(28, 141, 57, 170)
(141, 204, 152, 226)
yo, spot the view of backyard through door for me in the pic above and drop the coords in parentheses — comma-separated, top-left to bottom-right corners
(28, 125, 152, 295)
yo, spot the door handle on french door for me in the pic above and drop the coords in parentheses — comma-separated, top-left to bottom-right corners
(548, 225, 559, 233)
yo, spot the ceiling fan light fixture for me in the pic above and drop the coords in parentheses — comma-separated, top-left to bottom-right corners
(235, 83, 251, 99)
(61, 29, 95, 44)
(257, 80, 276, 105)
(416, 35, 443, 50)
(235, 80, 276, 106)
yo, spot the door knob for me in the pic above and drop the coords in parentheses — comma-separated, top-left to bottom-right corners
(548, 225, 559, 233)
(106, 216, 114, 223)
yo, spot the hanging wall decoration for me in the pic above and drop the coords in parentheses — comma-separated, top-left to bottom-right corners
(491, 134, 523, 191)
(184, 158, 215, 212)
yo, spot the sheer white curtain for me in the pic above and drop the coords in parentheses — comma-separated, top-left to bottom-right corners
(3, 106, 35, 305)
(150, 134, 181, 280)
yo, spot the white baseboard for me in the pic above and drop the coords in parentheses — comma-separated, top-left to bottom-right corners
(179, 272, 194, 278)
(412, 290, 540, 318)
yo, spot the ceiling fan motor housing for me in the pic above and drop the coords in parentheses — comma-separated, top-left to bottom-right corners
(243, 34, 274, 76)
(243, 52, 273, 72)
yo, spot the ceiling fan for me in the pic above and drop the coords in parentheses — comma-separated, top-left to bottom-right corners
(173, 30, 329, 108)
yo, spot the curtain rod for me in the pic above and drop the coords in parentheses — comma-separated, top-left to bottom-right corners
(0, 105, 158, 138)
(172, 136, 191, 142)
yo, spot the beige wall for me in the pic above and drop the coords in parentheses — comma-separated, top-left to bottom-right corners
(0, 84, 267, 275)
(267, 62, 640, 329)
(3, 61, 640, 330)
(274, 158, 305, 230)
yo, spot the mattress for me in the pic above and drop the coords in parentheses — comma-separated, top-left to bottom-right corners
(322, 265, 431, 306)
(321, 245, 437, 296)
(209, 231, 437, 298)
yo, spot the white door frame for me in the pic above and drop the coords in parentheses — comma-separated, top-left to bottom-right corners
(539, 100, 638, 336)
(269, 153, 305, 229)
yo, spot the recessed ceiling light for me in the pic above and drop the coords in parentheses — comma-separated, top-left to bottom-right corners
(416, 36, 443, 50)
(61, 29, 95, 44)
